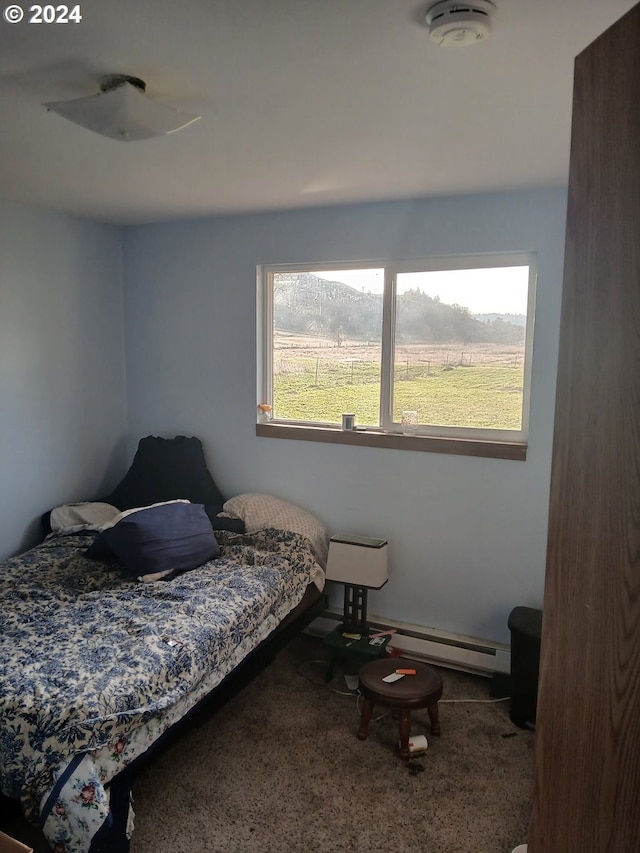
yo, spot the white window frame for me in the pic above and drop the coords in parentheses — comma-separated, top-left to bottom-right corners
(257, 253, 537, 457)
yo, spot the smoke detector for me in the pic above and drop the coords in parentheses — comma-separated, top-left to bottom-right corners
(425, 1, 496, 47)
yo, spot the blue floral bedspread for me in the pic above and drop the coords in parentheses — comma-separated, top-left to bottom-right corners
(0, 528, 323, 852)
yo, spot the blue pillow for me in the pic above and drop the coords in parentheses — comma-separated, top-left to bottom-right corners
(88, 502, 220, 578)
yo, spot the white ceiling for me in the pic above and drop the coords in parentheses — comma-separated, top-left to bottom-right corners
(0, 0, 635, 225)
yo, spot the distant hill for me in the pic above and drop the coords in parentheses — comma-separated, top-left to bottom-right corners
(274, 272, 381, 341)
(273, 273, 525, 345)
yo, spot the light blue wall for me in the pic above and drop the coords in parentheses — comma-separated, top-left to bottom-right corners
(123, 189, 567, 644)
(0, 200, 128, 560)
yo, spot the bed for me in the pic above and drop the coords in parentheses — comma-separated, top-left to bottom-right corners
(0, 437, 328, 853)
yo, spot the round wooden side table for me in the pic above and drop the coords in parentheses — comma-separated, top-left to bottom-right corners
(357, 658, 443, 760)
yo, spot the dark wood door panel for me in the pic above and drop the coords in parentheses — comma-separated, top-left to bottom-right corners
(529, 3, 640, 850)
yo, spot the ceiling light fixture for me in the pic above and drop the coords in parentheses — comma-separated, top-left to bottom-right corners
(425, 1, 496, 47)
(44, 75, 202, 141)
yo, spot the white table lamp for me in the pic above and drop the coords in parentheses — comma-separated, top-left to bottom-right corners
(326, 535, 388, 634)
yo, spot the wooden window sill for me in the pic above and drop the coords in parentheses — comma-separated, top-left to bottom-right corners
(256, 422, 526, 461)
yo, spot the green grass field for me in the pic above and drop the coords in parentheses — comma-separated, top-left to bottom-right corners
(273, 357, 524, 429)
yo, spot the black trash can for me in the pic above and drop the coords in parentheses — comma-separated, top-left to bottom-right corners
(508, 606, 542, 729)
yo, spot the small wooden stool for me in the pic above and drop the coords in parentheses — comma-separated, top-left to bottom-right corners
(357, 658, 443, 760)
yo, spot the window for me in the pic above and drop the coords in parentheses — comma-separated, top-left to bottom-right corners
(258, 254, 536, 456)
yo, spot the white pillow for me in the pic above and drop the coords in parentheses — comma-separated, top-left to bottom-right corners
(223, 493, 329, 568)
(50, 502, 120, 532)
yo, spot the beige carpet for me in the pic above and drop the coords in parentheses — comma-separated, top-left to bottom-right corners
(5, 634, 534, 852)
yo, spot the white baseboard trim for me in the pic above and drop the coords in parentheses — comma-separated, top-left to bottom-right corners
(305, 609, 510, 676)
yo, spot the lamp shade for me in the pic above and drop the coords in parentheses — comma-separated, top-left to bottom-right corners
(44, 76, 201, 142)
(325, 535, 388, 589)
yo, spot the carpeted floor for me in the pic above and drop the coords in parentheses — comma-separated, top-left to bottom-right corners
(4, 634, 534, 852)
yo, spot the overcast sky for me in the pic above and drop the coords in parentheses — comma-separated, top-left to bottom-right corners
(316, 266, 530, 316)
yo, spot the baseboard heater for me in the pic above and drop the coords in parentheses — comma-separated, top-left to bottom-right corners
(306, 609, 510, 676)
